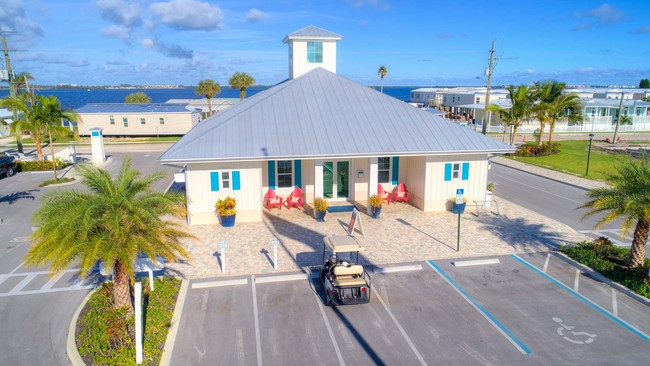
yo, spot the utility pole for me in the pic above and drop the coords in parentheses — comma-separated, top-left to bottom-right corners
(482, 40, 496, 135)
(612, 92, 624, 144)
(2, 35, 23, 153)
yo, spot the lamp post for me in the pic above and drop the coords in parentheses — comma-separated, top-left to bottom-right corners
(586, 133, 594, 177)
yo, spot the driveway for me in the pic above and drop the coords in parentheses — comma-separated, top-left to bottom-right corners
(170, 253, 650, 365)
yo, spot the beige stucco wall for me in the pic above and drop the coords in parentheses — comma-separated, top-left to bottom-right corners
(185, 161, 263, 225)
(78, 112, 200, 136)
(423, 154, 489, 211)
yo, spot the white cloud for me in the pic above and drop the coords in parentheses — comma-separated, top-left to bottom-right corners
(344, 0, 389, 10)
(0, 0, 44, 45)
(96, 0, 142, 27)
(245, 8, 270, 23)
(573, 3, 622, 30)
(150, 0, 224, 31)
(100, 25, 131, 41)
(634, 25, 650, 34)
(141, 37, 194, 59)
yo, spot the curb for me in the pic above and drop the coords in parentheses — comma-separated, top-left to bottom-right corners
(552, 251, 650, 307)
(490, 159, 595, 192)
(67, 288, 98, 366)
(159, 279, 189, 366)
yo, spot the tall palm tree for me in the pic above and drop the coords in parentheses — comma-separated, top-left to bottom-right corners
(195, 79, 221, 116)
(228, 72, 255, 100)
(31, 95, 81, 179)
(580, 157, 650, 268)
(487, 85, 535, 145)
(377, 66, 388, 93)
(14, 72, 34, 94)
(1, 93, 45, 160)
(532, 80, 583, 143)
(25, 156, 193, 313)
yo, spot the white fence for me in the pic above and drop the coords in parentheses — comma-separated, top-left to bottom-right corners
(478, 120, 650, 134)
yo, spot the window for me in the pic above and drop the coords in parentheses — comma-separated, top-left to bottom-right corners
(109, 115, 115, 125)
(123, 117, 128, 127)
(444, 162, 469, 182)
(452, 163, 461, 180)
(378, 157, 391, 183)
(140, 118, 146, 125)
(221, 171, 231, 190)
(307, 41, 323, 63)
(159, 117, 165, 125)
(276, 160, 293, 188)
(476, 97, 481, 103)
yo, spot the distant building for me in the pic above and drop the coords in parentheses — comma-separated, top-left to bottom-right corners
(76, 103, 201, 136)
(166, 98, 240, 119)
(410, 88, 447, 108)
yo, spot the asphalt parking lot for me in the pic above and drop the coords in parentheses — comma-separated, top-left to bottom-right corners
(170, 253, 650, 366)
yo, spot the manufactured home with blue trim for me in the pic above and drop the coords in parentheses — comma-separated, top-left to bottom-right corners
(160, 26, 514, 224)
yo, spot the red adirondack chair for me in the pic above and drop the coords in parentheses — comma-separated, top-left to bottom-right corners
(377, 184, 392, 205)
(286, 187, 304, 209)
(265, 188, 283, 210)
(394, 183, 410, 203)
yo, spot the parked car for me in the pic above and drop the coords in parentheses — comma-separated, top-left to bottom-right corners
(0, 153, 16, 177)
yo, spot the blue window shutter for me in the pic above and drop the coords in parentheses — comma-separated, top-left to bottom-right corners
(462, 162, 470, 181)
(268, 161, 276, 189)
(294, 160, 302, 188)
(232, 171, 241, 190)
(210, 171, 220, 191)
(391, 157, 400, 185)
(444, 163, 452, 182)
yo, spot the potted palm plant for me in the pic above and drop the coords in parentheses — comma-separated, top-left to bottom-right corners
(451, 197, 467, 214)
(368, 194, 383, 219)
(313, 197, 328, 222)
(215, 196, 237, 227)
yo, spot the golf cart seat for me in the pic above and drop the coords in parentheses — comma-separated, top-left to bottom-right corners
(333, 277, 368, 287)
(333, 264, 364, 277)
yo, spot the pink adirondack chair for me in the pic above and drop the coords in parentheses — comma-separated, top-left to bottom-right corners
(394, 183, 410, 203)
(377, 184, 392, 205)
(265, 188, 283, 210)
(286, 187, 304, 209)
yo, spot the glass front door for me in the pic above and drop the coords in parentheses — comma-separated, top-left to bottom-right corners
(323, 161, 349, 200)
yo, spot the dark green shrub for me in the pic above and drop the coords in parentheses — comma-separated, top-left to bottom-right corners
(16, 160, 71, 172)
(515, 142, 561, 157)
(40, 177, 75, 187)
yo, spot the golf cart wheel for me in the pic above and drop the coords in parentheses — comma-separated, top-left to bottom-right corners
(325, 291, 332, 306)
(6, 166, 14, 177)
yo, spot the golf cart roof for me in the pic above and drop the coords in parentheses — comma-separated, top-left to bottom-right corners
(323, 235, 363, 254)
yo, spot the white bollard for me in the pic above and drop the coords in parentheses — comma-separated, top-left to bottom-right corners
(135, 282, 143, 364)
(218, 241, 228, 274)
(270, 238, 280, 270)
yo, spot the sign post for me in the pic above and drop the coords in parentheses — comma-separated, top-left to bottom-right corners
(270, 238, 280, 270)
(456, 188, 464, 252)
(218, 241, 228, 274)
(135, 282, 143, 364)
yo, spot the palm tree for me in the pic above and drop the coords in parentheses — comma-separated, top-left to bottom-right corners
(377, 66, 387, 93)
(195, 79, 221, 116)
(124, 92, 151, 103)
(31, 95, 81, 179)
(487, 85, 535, 145)
(1, 93, 45, 160)
(619, 114, 633, 126)
(580, 157, 650, 268)
(228, 72, 255, 100)
(14, 72, 34, 94)
(532, 80, 583, 143)
(25, 156, 193, 313)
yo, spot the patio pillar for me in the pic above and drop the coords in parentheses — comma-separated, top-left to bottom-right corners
(369, 157, 378, 196)
(314, 160, 323, 199)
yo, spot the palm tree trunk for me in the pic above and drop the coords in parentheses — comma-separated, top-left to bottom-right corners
(627, 218, 649, 268)
(548, 118, 555, 143)
(380, 78, 384, 93)
(113, 260, 134, 315)
(48, 131, 58, 180)
(538, 122, 545, 145)
(240, 89, 245, 100)
(512, 125, 518, 145)
(207, 97, 212, 116)
(35, 137, 44, 161)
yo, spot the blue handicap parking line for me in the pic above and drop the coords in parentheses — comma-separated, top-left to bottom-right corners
(511, 254, 650, 341)
(426, 260, 532, 355)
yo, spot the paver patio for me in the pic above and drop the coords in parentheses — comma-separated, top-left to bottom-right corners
(166, 197, 590, 279)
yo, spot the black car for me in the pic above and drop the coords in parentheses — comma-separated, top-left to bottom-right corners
(0, 153, 17, 177)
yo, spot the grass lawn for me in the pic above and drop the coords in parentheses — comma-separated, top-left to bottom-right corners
(508, 140, 629, 181)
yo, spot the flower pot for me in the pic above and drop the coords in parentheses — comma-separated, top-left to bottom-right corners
(453, 202, 466, 214)
(315, 210, 327, 222)
(219, 214, 236, 227)
(370, 205, 382, 219)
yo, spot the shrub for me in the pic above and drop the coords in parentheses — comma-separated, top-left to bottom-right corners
(313, 197, 328, 211)
(515, 142, 561, 157)
(16, 160, 71, 172)
(368, 194, 382, 208)
(215, 196, 237, 216)
(40, 177, 75, 187)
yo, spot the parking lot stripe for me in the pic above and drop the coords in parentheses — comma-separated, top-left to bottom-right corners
(375, 290, 427, 366)
(612, 288, 618, 317)
(251, 275, 263, 366)
(311, 287, 345, 366)
(543, 253, 551, 273)
(511, 254, 650, 341)
(191, 278, 248, 289)
(426, 260, 532, 355)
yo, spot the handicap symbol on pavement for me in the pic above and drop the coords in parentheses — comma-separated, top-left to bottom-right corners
(553, 317, 597, 345)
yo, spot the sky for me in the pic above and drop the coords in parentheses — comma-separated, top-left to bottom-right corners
(1, 0, 650, 87)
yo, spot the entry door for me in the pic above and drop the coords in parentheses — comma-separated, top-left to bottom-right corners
(323, 161, 350, 200)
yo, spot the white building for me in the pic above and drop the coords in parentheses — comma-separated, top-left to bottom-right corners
(283, 25, 342, 80)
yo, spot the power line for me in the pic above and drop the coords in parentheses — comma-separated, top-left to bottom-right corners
(481, 40, 496, 135)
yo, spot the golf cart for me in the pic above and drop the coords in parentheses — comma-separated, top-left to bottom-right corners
(320, 235, 371, 306)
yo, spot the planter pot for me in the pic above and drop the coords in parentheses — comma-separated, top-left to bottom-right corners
(315, 210, 327, 222)
(219, 214, 236, 227)
(370, 205, 382, 219)
(452, 202, 466, 214)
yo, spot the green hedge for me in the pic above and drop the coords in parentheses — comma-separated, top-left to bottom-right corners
(16, 160, 71, 172)
(560, 237, 650, 297)
(515, 142, 562, 157)
(76, 277, 181, 366)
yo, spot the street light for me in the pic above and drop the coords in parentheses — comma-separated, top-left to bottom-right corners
(586, 133, 595, 177)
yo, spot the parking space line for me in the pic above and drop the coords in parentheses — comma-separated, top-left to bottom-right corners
(426, 260, 532, 355)
(574, 269, 580, 292)
(511, 254, 650, 341)
(374, 290, 427, 366)
(250, 275, 263, 366)
(310, 284, 345, 366)
(543, 253, 551, 273)
(612, 288, 618, 317)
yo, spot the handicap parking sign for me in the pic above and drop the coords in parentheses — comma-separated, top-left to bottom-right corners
(456, 188, 464, 203)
